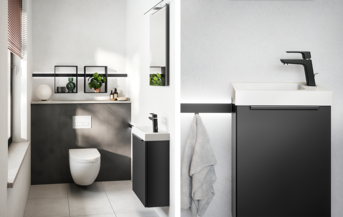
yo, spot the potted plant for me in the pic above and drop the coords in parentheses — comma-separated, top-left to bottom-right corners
(150, 73, 164, 86)
(88, 72, 106, 93)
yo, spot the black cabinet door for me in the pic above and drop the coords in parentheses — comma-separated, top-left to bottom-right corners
(236, 106, 331, 217)
(146, 140, 170, 207)
(132, 134, 147, 206)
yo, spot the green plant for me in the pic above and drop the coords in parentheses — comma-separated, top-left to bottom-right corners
(88, 72, 106, 89)
(150, 73, 164, 86)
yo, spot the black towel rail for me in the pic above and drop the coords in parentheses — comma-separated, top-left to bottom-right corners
(181, 103, 234, 114)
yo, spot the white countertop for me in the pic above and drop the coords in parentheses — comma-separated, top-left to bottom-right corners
(132, 126, 170, 141)
(232, 82, 333, 106)
(31, 100, 131, 104)
(8, 141, 31, 188)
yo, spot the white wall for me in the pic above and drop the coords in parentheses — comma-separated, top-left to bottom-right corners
(126, 1, 179, 216)
(0, 0, 9, 215)
(7, 148, 31, 217)
(6, 0, 33, 216)
(181, 1, 343, 217)
(32, 0, 127, 101)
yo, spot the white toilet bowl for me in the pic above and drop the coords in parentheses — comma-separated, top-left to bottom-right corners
(69, 148, 101, 186)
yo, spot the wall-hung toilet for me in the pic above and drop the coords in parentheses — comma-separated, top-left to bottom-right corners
(69, 148, 101, 186)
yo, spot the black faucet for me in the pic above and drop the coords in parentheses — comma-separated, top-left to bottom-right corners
(280, 51, 316, 86)
(149, 113, 158, 132)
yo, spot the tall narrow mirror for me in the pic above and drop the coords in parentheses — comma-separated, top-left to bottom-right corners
(150, 4, 169, 86)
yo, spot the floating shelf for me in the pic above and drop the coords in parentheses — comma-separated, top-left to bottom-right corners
(32, 73, 127, 77)
(84, 66, 108, 94)
(54, 65, 78, 94)
(32, 65, 128, 94)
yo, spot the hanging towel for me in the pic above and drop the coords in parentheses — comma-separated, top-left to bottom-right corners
(181, 114, 217, 217)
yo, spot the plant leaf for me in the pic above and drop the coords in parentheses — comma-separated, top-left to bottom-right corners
(88, 83, 92, 89)
(93, 72, 99, 78)
(97, 76, 102, 82)
(154, 77, 158, 81)
(156, 73, 161, 78)
(103, 77, 106, 82)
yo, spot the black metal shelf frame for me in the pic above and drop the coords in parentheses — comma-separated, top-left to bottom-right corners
(181, 103, 234, 114)
(32, 73, 127, 77)
(32, 66, 128, 94)
(54, 65, 78, 94)
(84, 66, 108, 94)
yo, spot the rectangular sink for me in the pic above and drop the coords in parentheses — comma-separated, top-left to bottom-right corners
(132, 126, 170, 141)
(232, 82, 332, 106)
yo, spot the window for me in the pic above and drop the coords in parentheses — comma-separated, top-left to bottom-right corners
(8, 0, 22, 58)
(8, 52, 13, 146)
(8, 0, 23, 146)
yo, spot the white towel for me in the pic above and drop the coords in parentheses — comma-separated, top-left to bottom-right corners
(181, 114, 217, 217)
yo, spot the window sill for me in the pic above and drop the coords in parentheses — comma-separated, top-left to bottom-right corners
(7, 141, 31, 188)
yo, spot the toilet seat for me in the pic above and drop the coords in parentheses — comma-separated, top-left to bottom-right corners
(69, 148, 100, 163)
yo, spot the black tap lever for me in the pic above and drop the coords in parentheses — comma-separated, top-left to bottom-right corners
(280, 51, 316, 86)
(149, 113, 158, 132)
(286, 51, 311, 60)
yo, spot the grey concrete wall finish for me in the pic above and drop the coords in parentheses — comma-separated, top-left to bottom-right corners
(31, 103, 131, 184)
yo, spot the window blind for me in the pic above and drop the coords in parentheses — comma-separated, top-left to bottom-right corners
(8, 0, 22, 59)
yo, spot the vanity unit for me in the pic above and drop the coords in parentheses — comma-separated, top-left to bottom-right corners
(132, 126, 170, 207)
(231, 82, 332, 217)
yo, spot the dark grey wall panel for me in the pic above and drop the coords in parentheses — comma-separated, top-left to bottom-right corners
(31, 103, 131, 185)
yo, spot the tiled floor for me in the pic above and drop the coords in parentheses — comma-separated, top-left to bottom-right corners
(24, 181, 159, 217)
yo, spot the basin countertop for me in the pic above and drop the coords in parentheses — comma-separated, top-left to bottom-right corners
(232, 82, 332, 106)
(132, 126, 170, 141)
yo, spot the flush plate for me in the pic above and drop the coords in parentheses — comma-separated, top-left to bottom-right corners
(73, 116, 91, 129)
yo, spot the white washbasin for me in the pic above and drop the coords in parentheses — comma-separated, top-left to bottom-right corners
(132, 126, 170, 141)
(232, 82, 332, 106)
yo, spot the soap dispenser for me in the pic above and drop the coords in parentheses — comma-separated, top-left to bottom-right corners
(149, 113, 158, 132)
(110, 89, 114, 100)
(114, 88, 118, 100)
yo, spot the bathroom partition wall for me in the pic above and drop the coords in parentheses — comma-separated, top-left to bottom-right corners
(31, 103, 131, 184)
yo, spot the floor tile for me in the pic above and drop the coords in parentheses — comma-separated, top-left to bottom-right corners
(68, 196, 114, 216)
(67, 182, 107, 199)
(102, 181, 136, 199)
(102, 181, 132, 190)
(24, 198, 69, 217)
(108, 196, 153, 214)
(28, 184, 67, 199)
(115, 211, 159, 217)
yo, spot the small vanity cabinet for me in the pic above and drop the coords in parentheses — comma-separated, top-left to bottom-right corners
(132, 127, 170, 207)
(231, 82, 332, 217)
(232, 106, 331, 217)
